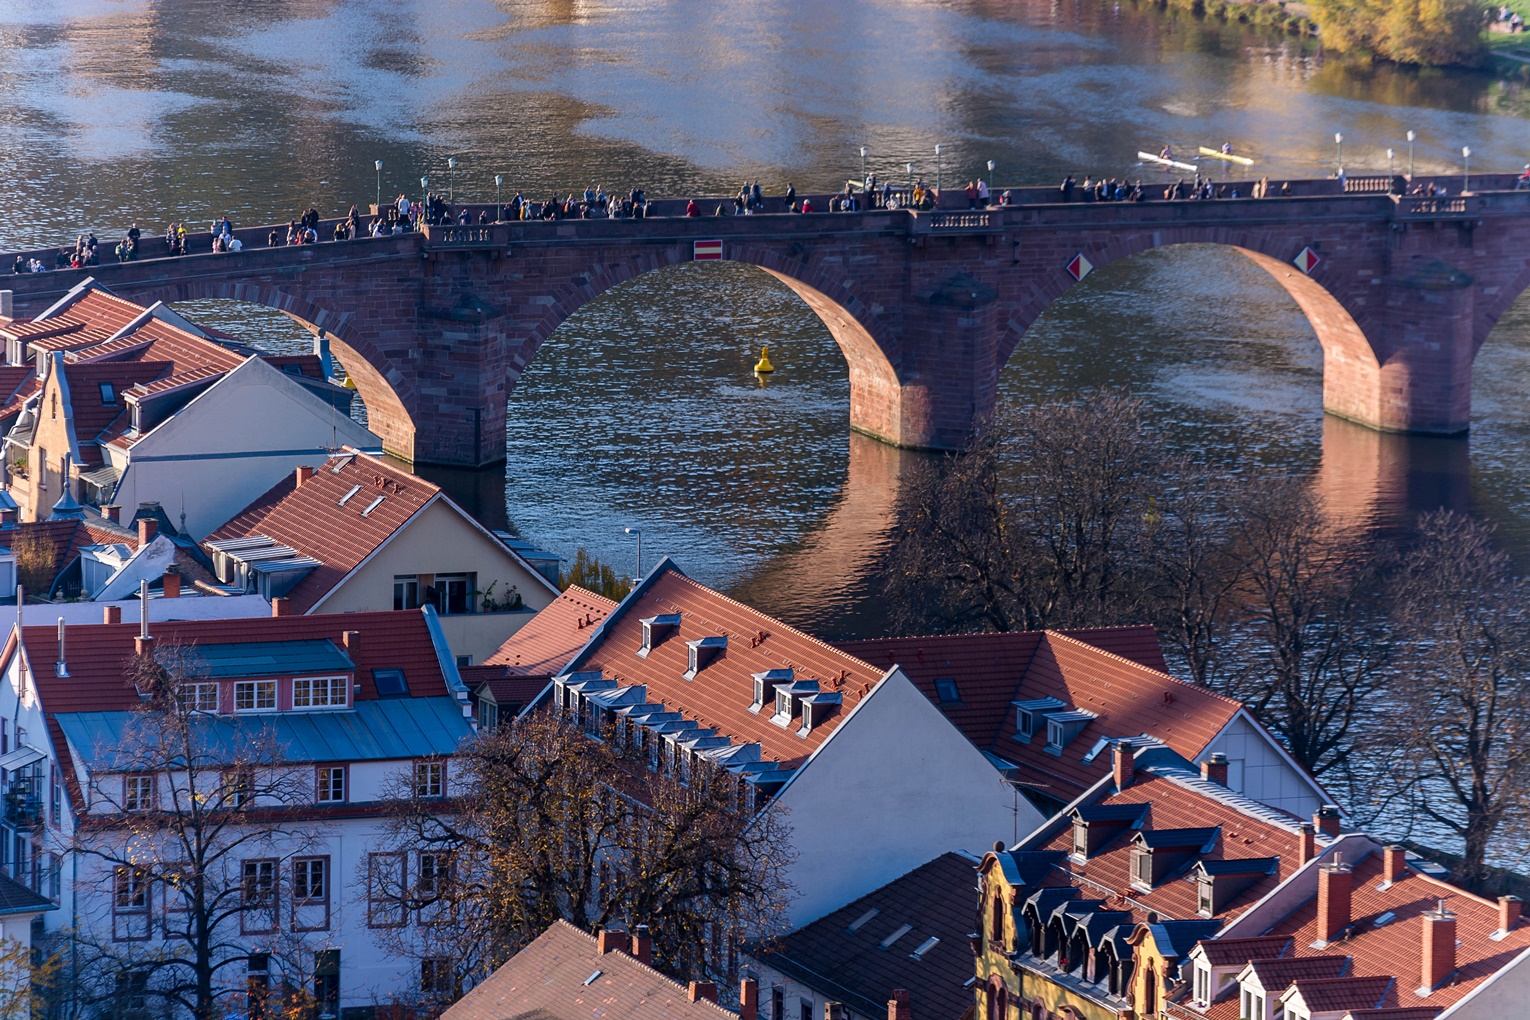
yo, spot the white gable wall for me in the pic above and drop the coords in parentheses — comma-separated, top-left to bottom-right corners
(1202, 711, 1324, 819)
(113, 358, 376, 539)
(775, 667, 1039, 927)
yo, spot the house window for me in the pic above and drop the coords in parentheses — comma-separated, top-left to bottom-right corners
(1047, 719, 1065, 750)
(373, 668, 409, 696)
(115, 970, 149, 1019)
(313, 950, 340, 1016)
(421, 957, 456, 996)
(478, 699, 499, 731)
(123, 775, 154, 812)
(293, 675, 348, 709)
(418, 851, 451, 897)
(316, 766, 346, 804)
(114, 866, 148, 911)
(1017, 709, 1034, 739)
(1194, 965, 1210, 1005)
(178, 682, 218, 714)
(414, 761, 444, 798)
(1197, 876, 1215, 917)
(98, 381, 115, 405)
(234, 680, 275, 712)
(393, 575, 420, 611)
(800, 998, 813, 1020)
(432, 573, 474, 615)
(934, 678, 961, 703)
(1073, 822, 1088, 859)
(367, 852, 408, 927)
(223, 770, 253, 809)
(1132, 848, 1153, 890)
(241, 859, 278, 933)
(293, 857, 327, 905)
(772, 987, 784, 1020)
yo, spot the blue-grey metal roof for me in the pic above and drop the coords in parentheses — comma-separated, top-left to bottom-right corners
(56, 697, 471, 771)
(159, 639, 353, 679)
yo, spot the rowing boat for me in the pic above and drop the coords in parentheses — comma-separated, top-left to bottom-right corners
(1198, 146, 1254, 166)
(1137, 151, 1199, 172)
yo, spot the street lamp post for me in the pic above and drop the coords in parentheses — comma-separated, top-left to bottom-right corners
(1386, 148, 1395, 178)
(1463, 146, 1472, 194)
(906, 162, 914, 197)
(1407, 130, 1417, 179)
(987, 159, 995, 203)
(860, 146, 868, 187)
(1334, 132, 1344, 172)
(495, 175, 504, 220)
(624, 527, 642, 578)
(447, 157, 457, 203)
(935, 144, 943, 194)
(420, 177, 429, 226)
(375, 160, 383, 208)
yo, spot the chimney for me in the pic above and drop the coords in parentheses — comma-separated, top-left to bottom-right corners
(271, 597, 291, 617)
(102, 605, 121, 624)
(888, 989, 911, 1020)
(1200, 752, 1229, 787)
(1384, 845, 1408, 886)
(596, 929, 626, 955)
(740, 979, 759, 1020)
(137, 517, 157, 549)
(102, 504, 120, 524)
(135, 634, 155, 656)
(1419, 901, 1457, 994)
(55, 618, 68, 678)
(1112, 740, 1135, 790)
(631, 925, 652, 967)
(1317, 854, 1354, 944)
(1499, 895, 1522, 935)
(1298, 823, 1316, 865)
(295, 465, 315, 487)
(162, 570, 181, 599)
(1315, 805, 1342, 839)
(343, 629, 361, 661)
(688, 982, 717, 1004)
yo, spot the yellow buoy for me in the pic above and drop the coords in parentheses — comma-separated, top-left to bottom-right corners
(341, 373, 358, 390)
(754, 346, 775, 373)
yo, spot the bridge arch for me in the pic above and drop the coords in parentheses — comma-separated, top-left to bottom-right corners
(158, 279, 417, 459)
(510, 244, 911, 446)
(998, 233, 1383, 431)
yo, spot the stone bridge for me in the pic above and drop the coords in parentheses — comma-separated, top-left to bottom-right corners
(3, 174, 1529, 467)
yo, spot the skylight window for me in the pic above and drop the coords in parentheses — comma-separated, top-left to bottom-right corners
(934, 678, 961, 703)
(337, 485, 361, 506)
(98, 381, 115, 405)
(879, 924, 913, 949)
(361, 495, 385, 517)
(910, 936, 940, 960)
(583, 970, 602, 986)
(373, 669, 409, 697)
(1373, 911, 1396, 928)
(847, 908, 879, 933)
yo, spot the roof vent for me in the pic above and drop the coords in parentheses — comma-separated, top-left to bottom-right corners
(910, 936, 940, 960)
(337, 484, 361, 506)
(847, 908, 879, 933)
(360, 495, 385, 517)
(879, 924, 913, 949)
(750, 669, 793, 714)
(684, 636, 726, 680)
(638, 614, 681, 658)
(583, 970, 602, 986)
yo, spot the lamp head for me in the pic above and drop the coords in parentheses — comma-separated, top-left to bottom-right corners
(1386, 148, 1394, 159)
(860, 146, 868, 157)
(495, 175, 504, 186)
(987, 160, 995, 172)
(1463, 146, 1472, 158)
(906, 162, 913, 173)
(1335, 132, 1343, 144)
(1407, 130, 1417, 142)
(448, 157, 457, 169)
(624, 527, 640, 536)
(934, 144, 943, 155)
(421, 177, 429, 189)
(375, 160, 383, 171)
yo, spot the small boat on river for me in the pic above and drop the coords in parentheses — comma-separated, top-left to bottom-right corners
(1138, 150, 1199, 172)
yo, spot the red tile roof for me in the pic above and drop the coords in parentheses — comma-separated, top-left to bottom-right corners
(205, 449, 442, 613)
(838, 629, 1240, 804)
(441, 919, 738, 1020)
(459, 669, 549, 713)
(1195, 935, 1292, 967)
(61, 360, 171, 441)
(1286, 976, 1395, 1013)
(568, 565, 885, 769)
(483, 586, 616, 675)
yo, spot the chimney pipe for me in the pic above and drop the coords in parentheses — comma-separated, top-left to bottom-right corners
(137, 517, 157, 549)
(1200, 752, 1229, 787)
(271, 597, 291, 618)
(1419, 901, 1457, 994)
(102, 504, 120, 524)
(343, 629, 360, 662)
(596, 929, 626, 955)
(688, 982, 717, 1004)
(162, 570, 181, 599)
(1317, 853, 1354, 944)
(102, 605, 121, 625)
(888, 989, 911, 1020)
(631, 925, 652, 967)
(1112, 740, 1135, 790)
(1500, 895, 1522, 935)
(55, 618, 67, 678)
(1383, 845, 1408, 886)
(1298, 823, 1316, 865)
(740, 979, 759, 1020)
(295, 465, 315, 487)
(1315, 805, 1342, 839)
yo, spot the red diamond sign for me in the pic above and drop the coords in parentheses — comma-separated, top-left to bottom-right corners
(1293, 247, 1321, 274)
(1066, 253, 1093, 281)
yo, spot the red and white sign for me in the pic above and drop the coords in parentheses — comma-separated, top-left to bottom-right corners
(694, 240, 723, 261)
(1293, 247, 1321, 274)
(1066, 253, 1093, 281)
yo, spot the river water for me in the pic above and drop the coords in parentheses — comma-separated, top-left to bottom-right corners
(7, 0, 1530, 650)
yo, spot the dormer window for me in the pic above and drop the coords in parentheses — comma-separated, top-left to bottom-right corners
(1197, 876, 1214, 917)
(1072, 821, 1088, 860)
(293, 676, 348, 709)
(774, 687, 793, 723)
(1013, 697, 1065, 742)
(638, 614, 680, 658)
(750, 669, 793, 713)
(1044, 709, 1097, 754)
(1132, 848, 1154, 891)
(1193, 965, 1210, 1006)
(683, 636, 726, 679)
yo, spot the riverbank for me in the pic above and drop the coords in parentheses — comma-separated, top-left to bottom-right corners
(1133, 0, 1319, 37)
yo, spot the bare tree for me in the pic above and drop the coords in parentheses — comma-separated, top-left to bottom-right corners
(1389, 511, 1530, 891)
(67, 648, 325, 1020)
(375, 710, 793, 995)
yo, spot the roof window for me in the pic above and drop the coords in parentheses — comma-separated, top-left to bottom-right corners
(934, 678, 961, 703)
(847, 908, 879, 933)
(772, 680, 819, 728)
(98, 381, 115, 405)
(910, 936, 940, 960)
(373, 668, 409, 697)
(1045, 709, 1098, 754)
(684, 636, 726, 680)
(798, 692, 843, 737)
(751, 669, 794, 714)
(1013, 696, 1066, 741)
(337, 485, 361, 506)
(880, 924, 913, 949)
(360, 495, 385, 517)
(583, 970, 602, 986)
(638, 614, 681, 658)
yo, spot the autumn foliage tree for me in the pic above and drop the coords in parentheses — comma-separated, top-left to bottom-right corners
(1309, 0, 1487, 66)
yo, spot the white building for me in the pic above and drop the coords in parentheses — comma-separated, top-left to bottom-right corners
(0, 603, 475, 1016)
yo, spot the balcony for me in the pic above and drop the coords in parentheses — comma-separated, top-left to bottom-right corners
(4, 790, 41, 828)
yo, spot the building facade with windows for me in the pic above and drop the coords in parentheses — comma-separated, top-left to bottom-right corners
(0, 603, 477, 1015)
(204, 447, 560, 664)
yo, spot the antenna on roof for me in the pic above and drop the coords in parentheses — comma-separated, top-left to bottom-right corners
(138, 579, 150, 639)
(179, 494, 186, 536)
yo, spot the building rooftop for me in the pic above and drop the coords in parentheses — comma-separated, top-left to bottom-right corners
(483, 586, 617, 676)
(441, 919, 740, 1020)
(748, 851, 981, 1020)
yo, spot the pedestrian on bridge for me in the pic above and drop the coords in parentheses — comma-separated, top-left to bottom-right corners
(685, 198, 700, 217)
